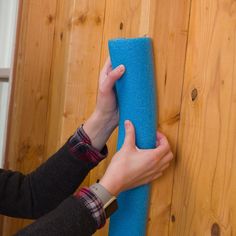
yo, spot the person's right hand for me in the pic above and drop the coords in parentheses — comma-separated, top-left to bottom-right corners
(99, 120, 173, 196)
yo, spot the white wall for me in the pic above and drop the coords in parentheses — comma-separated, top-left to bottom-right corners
(0, 0, 18, 67)
(0, 0, 18, 167)
(0, 82, 9, 163)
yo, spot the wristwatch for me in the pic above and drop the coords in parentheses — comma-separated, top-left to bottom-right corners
(90, 183, 118, 218)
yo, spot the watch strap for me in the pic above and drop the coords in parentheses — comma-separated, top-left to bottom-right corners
(90, 183, 118, 218)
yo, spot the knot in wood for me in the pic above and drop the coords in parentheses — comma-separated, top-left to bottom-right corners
(191, 88, 198, 101)
(211, 223, 220, 236)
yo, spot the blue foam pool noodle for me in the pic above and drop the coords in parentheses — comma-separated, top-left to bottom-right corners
(108, 37, 157, 236)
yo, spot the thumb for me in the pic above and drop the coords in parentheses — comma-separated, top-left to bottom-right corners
(102, 65, 125, 92)
(123, 120, 136, 149)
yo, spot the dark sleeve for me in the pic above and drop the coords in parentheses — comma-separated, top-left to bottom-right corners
(0, 137, 107, 219)
(15, 196, 98, 236)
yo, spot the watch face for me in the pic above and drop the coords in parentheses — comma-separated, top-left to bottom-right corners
(105, 200, 118, 218)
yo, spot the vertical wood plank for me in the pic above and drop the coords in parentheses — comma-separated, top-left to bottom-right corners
(45, 0, 74, 157)
(59, 0, 106, 145)
(2, 0, 58, 235)
(147, 1, 192, 235)
(55, 0, 107, 190)
(89, 1, 147, 235)
(170, 0, 236, 235)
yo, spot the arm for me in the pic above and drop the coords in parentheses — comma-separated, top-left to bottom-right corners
(16, 120, 173, 236)
(15, 196, 99, 236)
(0, 126, 107, 219)
(0, 58, 125, 219)
(14, 58, 173, 235)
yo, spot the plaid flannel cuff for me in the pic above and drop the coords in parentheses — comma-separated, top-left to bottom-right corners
(75, 187, 106, 229)
(68, 125, 108, 167)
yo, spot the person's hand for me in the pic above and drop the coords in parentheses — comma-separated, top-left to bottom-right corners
(83, 57, 125, 151)
(99, 120, 173, 196)
(95, 57, 125, 126)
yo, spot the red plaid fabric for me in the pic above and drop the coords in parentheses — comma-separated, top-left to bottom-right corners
(75, 187, 106, 229)
(69, 125, 108, 166)
(69, 125, 108, 228)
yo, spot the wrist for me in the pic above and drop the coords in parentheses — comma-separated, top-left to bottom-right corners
(83, 111, 117, 151)
(93, 109, 118, 129)
(99, 176, 122, 197)
(90, 183, 118, 218)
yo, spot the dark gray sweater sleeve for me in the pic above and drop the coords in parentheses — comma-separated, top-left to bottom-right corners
(15, 196, 98, 236)
(0, 140, 94, 219)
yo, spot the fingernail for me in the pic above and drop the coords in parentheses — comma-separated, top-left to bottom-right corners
(125, 120, 130, 128)
(118, 65, 125, 72)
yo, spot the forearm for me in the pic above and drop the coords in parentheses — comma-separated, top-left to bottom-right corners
(83, 110, 118, 151)
(0, 127, 107, 219)
(0, 143, 91, 219)
(15, 196, 99, 236)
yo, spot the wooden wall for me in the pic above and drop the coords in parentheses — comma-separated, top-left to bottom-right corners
(2, 0, 236, 235)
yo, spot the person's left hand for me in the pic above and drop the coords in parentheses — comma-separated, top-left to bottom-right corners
(95, 57, 125, 125)
(83, 57, 125, 151)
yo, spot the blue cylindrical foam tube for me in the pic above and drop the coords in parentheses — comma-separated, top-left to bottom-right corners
(108, 37, 157, 236)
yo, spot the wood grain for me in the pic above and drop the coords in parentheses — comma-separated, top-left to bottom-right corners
(170, 0, 236, 235)
(146, 0, 192, 235)
(89, 1, 146, 235)
(59, 0, 106, 145)
(2, 0, 57, 235)
(3, 0, 236, 235)
(57, 0, 106, 189)
(45, 0, 74, 158)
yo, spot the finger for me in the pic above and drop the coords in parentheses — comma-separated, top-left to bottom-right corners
(157, 131, 168, 145)
(145, 140, 170, 161)
(101, 57, 112, 75)
(157, 131, 165, 139)
(152, 172, 163, 181)
(158, 151, 174, 167)
(102, 64, 125, 92)
(141, 158, 171, 178)
(156, 131, 165, 146)
(154, 134, 171, 157)
(159, 162, 170, 172)
(123, 120, 136, 149)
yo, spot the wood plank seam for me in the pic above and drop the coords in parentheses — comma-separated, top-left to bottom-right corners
(43, 0, 59, 161)
(167, 0, 194, 235)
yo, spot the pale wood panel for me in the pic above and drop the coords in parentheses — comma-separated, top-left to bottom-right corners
(2, 0, 58, 235)
(59, 0, 106, 147)
(45, 0, 74, 157)
(147, 0, 192, 235)
(46, 0, 107, 183)
(170, 0, 236, 235)
(56, 0, 106, 189)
